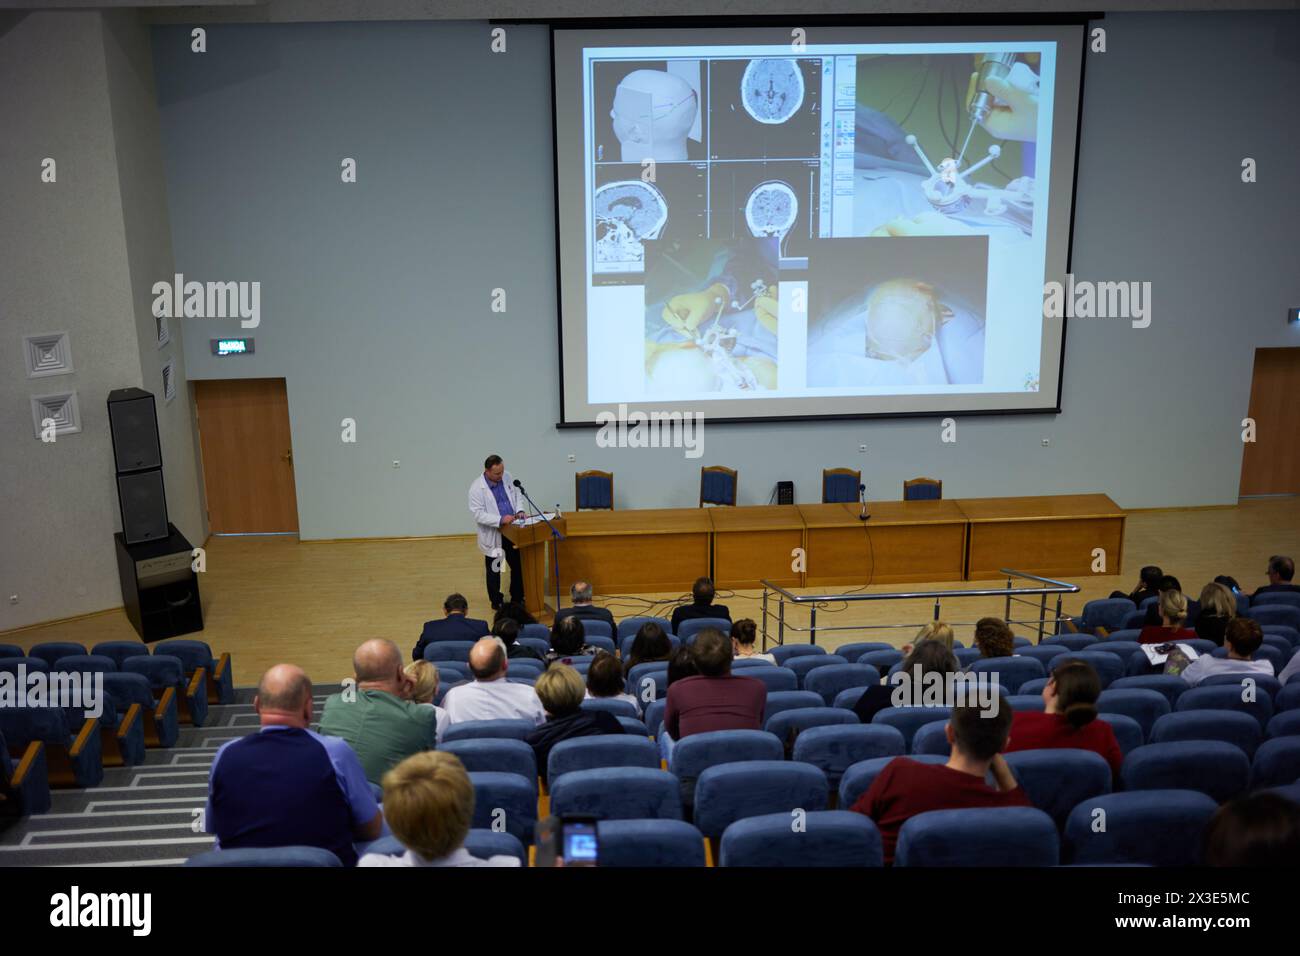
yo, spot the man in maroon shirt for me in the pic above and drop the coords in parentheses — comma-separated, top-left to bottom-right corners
(851, 704, 1030, 865)
(663, 629, 766, 740)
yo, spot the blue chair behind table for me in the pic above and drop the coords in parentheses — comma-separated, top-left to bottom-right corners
(155, 638, 234, 705)
(616, 716, 650, 737)
(722, 810, 882, 867)
(1247, 604, 1300, 631)
(804, 664, 881, 707)
(1080, 598, 1137, 635)
(441, 719, 535, 744)
(1250, 737, 1300, 789)
(626, 664, 669, 701)
(1043, 634, 1099, 651)
(786, 655, 849, 687)
(27, 642, 87, 669)
(700, 464, 738, 507)
(793, 725, 906, 790)
(123, 653, 207, 728)
(694, 761, 829, 839)
(1004, 750, 1114, 830)
(186, 846, 343, 867)
(967, 656, 1045, 695)
(438, 738, 537, 784)
(1266, 710, 1300, 739)
(822, 467, 861, 504)
(575, 469, 613, 510)
(895, 807, 1059, 867)
(597, 819, 706, 867)
(872, 706, 952, 753)
(1200, 672, 1282, 700)
(1150, 710, 1263, 759)
(1007, 694, 1047, 712)
(468, 771, 536, 843)
(763, 690, 824, 723)
(581, 697, 641, 720)
(769, 644, 828, 666)
(617, 616, 673, 643)
(1096, 689, 1171, 739)
(104, 671, 178, 749)
(902, 476, 942, 501)
(90, 641, 149, 670)
(1064, 790, 1218, 866)
(550, 767, 682, 820)
(953, 648, 982, 668)
(910, 720, 952, 757)
(1098, 713, 1145, 756)
(1176, 684, 1274, 731)
(1017, 645, 1068, 670)
(0, 705, 103, 789)
(739, 666, 797, 694)
(1121, 741, 1251, 802)
(1, 727, 51, 815)
(677, 618, 733, 644)
(670, 729, 784, 810)
(1052, 651, 1125, 689)
(857, 649, 903, 672)
(547, 735, 659, 789)
(423, 641, 476, 663)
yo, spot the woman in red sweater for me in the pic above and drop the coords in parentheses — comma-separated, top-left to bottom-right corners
(1006, 660, 1123, 777)
(1137, 588, 1197, 645)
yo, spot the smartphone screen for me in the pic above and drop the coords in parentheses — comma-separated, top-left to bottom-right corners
(563, 822, 599, 866)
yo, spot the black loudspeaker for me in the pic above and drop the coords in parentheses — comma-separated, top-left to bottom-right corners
(108, 387, 162, 473)
(776, 481, 794, 505)
(117, 469, 169, 545)
(115, 524, 203, 641)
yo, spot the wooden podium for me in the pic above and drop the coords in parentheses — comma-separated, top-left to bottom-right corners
(501, 515, 567, 619)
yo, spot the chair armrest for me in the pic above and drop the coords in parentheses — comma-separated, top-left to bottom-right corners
(70, 717, 100, 757)
(10, 741, 44, 788)
(156, 686, 176, 719)
(117, 703, 142, 740)
(213, 653, 231, 683)
(186, 667, 207, 699)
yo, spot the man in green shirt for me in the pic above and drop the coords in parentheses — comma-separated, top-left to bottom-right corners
(319, 638, 437, 785)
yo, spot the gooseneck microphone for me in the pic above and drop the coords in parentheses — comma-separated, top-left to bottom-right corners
(858, 483, 870, 522)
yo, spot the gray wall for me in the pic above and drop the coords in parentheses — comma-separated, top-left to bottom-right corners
(0, 10, 203, 630)
(150, 12, 1299, 541)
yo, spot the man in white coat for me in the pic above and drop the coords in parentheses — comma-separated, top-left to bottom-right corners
(469, 454, 527, 610)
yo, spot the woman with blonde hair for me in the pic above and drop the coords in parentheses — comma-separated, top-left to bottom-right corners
(404, 659, 449, 744)
(901, 620, 954, 654)
(1195, 582, 1237, 647)
(1137, 588, 1196, 645)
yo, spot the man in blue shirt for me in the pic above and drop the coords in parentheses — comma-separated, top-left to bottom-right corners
(468, 454, 527, 610)
(206, 664, 382, 866)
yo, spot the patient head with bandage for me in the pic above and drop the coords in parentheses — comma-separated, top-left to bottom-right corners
(863, 279, 953, 364)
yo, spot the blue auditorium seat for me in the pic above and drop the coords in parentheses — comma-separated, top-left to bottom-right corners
(104, 671, 178, 749)
(468, 772, 536, 843)
(581, 697, 640, 720)
(549, 766, 682, 820)
(857, 649, 903, 671)
(1121, 741, 1250, 802)
(1043, 634, 1099, 651)
(154, 638, 234, 705)
(1096, 689, 1171, 738)
(1246, 605, 1300, 631)
(1016, 645, 1068, 669)
(1176, 684, 1274, 730)
(967, 656, 1045, 694)
(1149, 710, 1263, 758)
(0, 644, 25, 659)
(617, 616, 673, 642)
(441, 719, 535, 743)
(1266, 710, 1300, 738)
(1077, 598, 1137, 635)
(739, 666, 798, 694)
(693, 761, 828, 838)
(785, 655, 849, 686)
(871, 706, 952, 752)
(1004, 750, 1113, 829)
(0, 728, 51, 814)
(0, 705, 102, 789)
(438, 738, 537, 783)
(832, 642, 894, 662)
(546, 735, 658, 788)
(804, 664, 881, 706)
(1108, 674, 1189, 708)
(615, 716, 650, 737)
(769, 644, 828, 665)
(1007, 695, 1047, 712)
(90, 641, 150, 669)
(1249, 737, 1300, 790)
(186, 846, 342, 867)
(720, 810, 883, 867)
(669, 730, 783, 808)
(1097, 713, 1145, 756)
(910, 720, 951, 756)
(1049, 651, 1124, 688)
(764, 707, 858, 748)
(625, 664, 669, 701)
(762, 690, 824, 722)
(792, 724, 905, 786)
(677, 618, 733, 643)
(838, 754, 947, 809)
(895, 807, 1059, 866)
(1064, 790, 1218, 865)
(596, 819, 706, 867)
(423, 641, 476, 662)
(28, 642, 87, 668)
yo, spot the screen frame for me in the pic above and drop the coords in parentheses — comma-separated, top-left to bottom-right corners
(547, 14, 1097, 429)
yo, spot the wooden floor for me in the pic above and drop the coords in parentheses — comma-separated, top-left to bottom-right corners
(7, 497, 1298, 684)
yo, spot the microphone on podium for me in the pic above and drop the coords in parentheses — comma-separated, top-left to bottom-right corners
(858, 483, 870, 522)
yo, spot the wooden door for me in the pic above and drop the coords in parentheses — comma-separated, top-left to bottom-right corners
(194, 378, 300, 533)
(1240, 348, 1300, 496)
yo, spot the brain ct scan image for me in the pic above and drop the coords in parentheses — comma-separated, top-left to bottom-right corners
(740, 58, 806, 124)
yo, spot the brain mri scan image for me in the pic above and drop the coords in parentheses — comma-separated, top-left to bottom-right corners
(594, 179, 669, 266)
(744, 180, 798, 241)
(740, 58, 806, 124)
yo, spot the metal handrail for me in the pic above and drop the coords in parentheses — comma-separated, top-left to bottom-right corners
(759, 569, 1080, 647)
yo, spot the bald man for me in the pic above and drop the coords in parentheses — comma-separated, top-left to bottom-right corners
(552, 580, 616, 631)
(441, 637, 546, 726)
(319, 639, 437, 785)
(205, 664, 382, 866)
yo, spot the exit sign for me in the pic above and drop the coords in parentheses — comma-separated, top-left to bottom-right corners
(210, 338, 254, 356)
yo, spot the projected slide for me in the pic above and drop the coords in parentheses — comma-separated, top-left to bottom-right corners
(555, 26, 1084, 422)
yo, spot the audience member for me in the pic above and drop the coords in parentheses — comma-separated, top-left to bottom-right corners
(973, 617, 1015, 659)
(850, 703, 1030, 865)
(494, 618, 543, 661)
(624, 622, 673, 674)
(413, 592, 489, 661)
(526, 664, 624, 773)
(403, 660, 449, 744)
(670, 577, 732, 633)
(1138, 589, 1197, 645)
(666, 645, 698, 686)
(1175, 617, 1274, 686)
(441, 637, 546, 725)
(319, 639, 437, 785)
(585, 651, 641, 714)
(663, 629, 765, 740)
(357, 752, 519, 867)
(553, 581, 616, 630)
(1194, 582, 1237, 647)
(207, 665, 382, 866)
(1252, 555, 1299, 599)
(904, 621, 954, 653)
(545, 616, 601, 666)
(1005, 660, 1123, 776)
(1141, 575, 1201, 626)
(1202, 792, 1300, 866)
(853, 638, 960, 725)
(730, 618, 775, 664)
(1110, 565, 1162, 605)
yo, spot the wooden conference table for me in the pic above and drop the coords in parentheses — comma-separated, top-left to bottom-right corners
(512, 493, 1124, 614)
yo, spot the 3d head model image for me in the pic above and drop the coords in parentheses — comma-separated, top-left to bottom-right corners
(610, 69, 699, 162)
(594, 179, 669, 266)
(740, 57, 805, 124)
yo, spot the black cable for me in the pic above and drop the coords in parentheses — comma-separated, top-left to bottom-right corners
(897, 56, 931, 128)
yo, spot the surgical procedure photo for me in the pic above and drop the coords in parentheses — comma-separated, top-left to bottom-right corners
(806, 236, 988, 388)
(643, 238, 779, 394)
